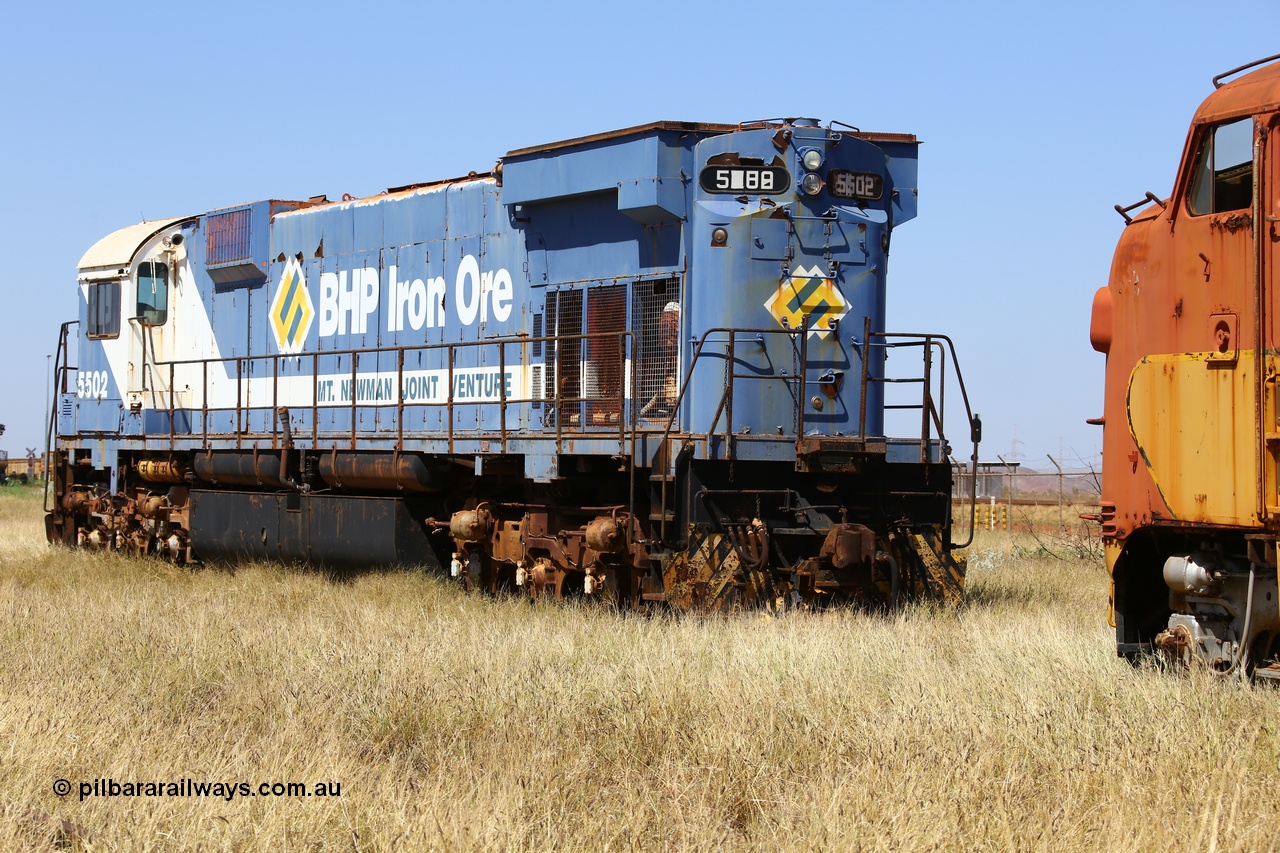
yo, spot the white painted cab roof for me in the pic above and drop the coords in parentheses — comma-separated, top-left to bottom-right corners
(77, 217, 190, 276)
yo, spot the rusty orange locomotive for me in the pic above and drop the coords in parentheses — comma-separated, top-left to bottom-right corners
(1092, 55, 1280, 677)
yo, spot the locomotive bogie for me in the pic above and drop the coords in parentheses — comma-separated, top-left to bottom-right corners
(48, 119, 977, 611)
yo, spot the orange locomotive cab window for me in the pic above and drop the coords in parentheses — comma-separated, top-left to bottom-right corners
(1188, 117, 1253, 215)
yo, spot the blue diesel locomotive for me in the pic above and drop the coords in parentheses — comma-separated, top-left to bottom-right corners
(47, 118, 979, 609)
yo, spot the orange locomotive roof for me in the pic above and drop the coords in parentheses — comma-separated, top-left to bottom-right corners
(1195, 57, 1280, 124)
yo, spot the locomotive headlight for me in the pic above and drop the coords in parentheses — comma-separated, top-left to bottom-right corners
(801, 149, 824, 172)
(711, 226, 728, 246)
(800, 173, 824, 195)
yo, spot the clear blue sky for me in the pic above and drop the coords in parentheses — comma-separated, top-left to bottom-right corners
(1, 1, 1274, 471)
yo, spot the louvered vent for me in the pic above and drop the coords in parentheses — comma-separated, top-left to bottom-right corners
(206, 208, 252, 266)
(204, 206, 266, 287)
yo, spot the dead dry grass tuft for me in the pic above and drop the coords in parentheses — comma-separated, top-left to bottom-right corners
(0, 488, 1277, 850)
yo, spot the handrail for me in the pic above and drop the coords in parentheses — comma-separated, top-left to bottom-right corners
(1214, 54, 1280, 89)
(653, 324, 810, 461)
(57, 316, 979, 546)
(649, 324, 806, 537)
(44, 320, 79, 514)
(149, 330, 635, 446)
(867, 330, 980, 547)
(1114, 191, 1167, 225)
(648, 321, 978, 541)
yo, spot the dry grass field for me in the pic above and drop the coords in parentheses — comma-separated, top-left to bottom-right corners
(1, 485, 1278, 851)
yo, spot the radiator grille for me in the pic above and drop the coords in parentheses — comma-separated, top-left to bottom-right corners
(633, 278, 679, 419)
(205, 208, 252, 267)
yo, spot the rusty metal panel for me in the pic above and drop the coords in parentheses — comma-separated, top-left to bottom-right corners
(189, 490, 440, 569)
(1127, 352, 1259, 526)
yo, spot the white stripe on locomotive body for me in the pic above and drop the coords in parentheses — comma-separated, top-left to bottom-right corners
(159, 361, 640, 411)
(209, 365, 531, 409)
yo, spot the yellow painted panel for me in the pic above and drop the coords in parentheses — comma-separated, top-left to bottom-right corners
(1127, 351, 1258, 526)
(1105, 540, 1123, 628)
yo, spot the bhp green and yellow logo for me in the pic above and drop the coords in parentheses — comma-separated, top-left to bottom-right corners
(763, 265, 849, 339)
(269, 258, 315, 354)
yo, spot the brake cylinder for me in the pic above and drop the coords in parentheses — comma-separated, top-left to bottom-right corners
(450, 507, 492, 542)
(585, 516, 625, 553)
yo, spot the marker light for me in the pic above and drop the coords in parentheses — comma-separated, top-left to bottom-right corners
(802, 149, 824, 172)
(800, 173, 824, 195)
(711, 227, 729, 246)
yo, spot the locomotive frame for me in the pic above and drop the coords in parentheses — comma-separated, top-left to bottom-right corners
(47, 118, 979, 611)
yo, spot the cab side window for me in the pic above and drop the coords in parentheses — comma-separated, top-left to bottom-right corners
(1188, 117, 1253, 215)
(87, 280, 121, 338)
(136, 261, 168, 325)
